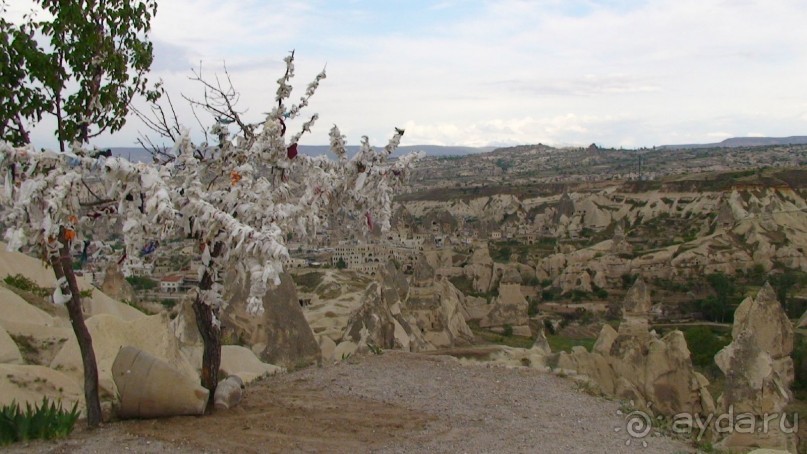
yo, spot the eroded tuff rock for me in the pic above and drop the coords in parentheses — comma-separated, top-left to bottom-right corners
(713, 283, 797, 453)
(99, 263, 135, 303)
(339, 259, 474, 356)
(479, 283, 531, 337)
(555, 282, 713, 417)
(222, 273, 321, 369)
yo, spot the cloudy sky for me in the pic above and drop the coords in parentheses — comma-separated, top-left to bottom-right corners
(9, 0, 807, 149)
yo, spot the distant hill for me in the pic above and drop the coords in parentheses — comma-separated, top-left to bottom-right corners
(659, 136, 807, 150)
(108, 145, 492, 163)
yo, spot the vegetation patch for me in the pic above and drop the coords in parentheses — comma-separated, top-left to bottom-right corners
(0, 398, 80, 446)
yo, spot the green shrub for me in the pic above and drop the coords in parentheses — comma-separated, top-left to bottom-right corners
(0, 398, 80, 446)
(502, 324, 514, 337)
(683, 326, 730, 370)
(125, 275, 158, 291)
(3, 274, 50, 297)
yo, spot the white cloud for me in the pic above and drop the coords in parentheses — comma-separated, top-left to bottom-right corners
(8, 0, 807, 149)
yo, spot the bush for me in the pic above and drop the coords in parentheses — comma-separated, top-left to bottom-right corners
(125, 275, 157, 291)
(683, 326, 730, 370)
(0, 398, 80, 446)
(543, 318, 556, 335)
(502, 324, 514, 337)
(3, 274, 50, 297)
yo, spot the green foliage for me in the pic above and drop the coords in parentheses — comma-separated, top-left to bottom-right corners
(769, 269, 807, 318)
(335, 258, 347, 269)
(292, 271, 324, 292)
(0, 398, 80, 446)
(543, 318, 556, 335)
(695, 272, 740, 323)
(367, 342, 384, 355)
(125, 275, 157, 290)
(792, 334, 807, 399)
(502, 324, 514, 337)
(527, 297, 539, 317)
(621, 273, 637, 289)
(683, 327, 730, 370)
(3, 274, 50, 297)
(546, 335, 595, 353)
(0, 0, 160, 147)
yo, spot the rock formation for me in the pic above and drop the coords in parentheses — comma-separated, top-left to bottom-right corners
(99, 262, 135, 303)
(479, 284, 531, 337)
(339, 259, 474, 356)
(555, 281, 714, 417)
(713, 283, 797, 453)
(222, 272, 321, 369)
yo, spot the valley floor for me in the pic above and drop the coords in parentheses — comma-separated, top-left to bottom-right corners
(9, 351, 691, 453)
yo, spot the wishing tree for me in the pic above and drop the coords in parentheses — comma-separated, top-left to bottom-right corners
(0, 52, 421, 413)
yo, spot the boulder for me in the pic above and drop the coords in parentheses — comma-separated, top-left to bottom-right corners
(555, 291, 713, 417)
(112, 346, 208, 418)
(213, 375, 244, 411)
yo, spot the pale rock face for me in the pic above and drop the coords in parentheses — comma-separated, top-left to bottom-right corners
(222, 272, 321, 369)
(0, 324, 23, 364)
(553, 294, 713, 417)
(51, 312, 198, 398)
(479, 283, 530, 336)
(622, 277, 652, 316)
(0, 364, 82, 410)
(99, 263, 135, 303)
(713, 283, 797, 453)
(342, 282, 397, 351)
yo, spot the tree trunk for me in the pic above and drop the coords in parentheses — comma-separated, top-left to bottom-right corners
(192, 294, 221, 410)
(192, 240, 224, 410)
(48, 233, 102, 427)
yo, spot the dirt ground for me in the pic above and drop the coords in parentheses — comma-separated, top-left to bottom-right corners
(8, 351, 692, 453)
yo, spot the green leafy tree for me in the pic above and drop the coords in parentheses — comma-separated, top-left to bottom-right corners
(0, 0, 158, 429)
(0, 0, 159, 149)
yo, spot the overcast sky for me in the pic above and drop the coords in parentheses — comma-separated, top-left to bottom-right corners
(8, 0, 807, 149)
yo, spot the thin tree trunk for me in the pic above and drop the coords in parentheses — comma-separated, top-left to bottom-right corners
(192, 241, 223, 410)
(48, 232, 102, 427)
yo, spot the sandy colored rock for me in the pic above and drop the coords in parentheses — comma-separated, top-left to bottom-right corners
(112, 346, 208, 419)
(0, 363, 83, 411)
(184, 345, 283, 384)
(99, 263, 135, 303)
(623, 277, 651, 316)
(713, 284, 797, 452)
(0, 324, 22, 364)
(51, 312, 198, 398)
(223, 272, 321, 369)
(0, 286, 59, 327)
(342, 282, 397, 351)
(479, 283, 530, 336)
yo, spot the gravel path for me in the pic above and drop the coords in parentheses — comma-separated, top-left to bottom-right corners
(291, 351, 692, 453)
(8, 351, 693, 453)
